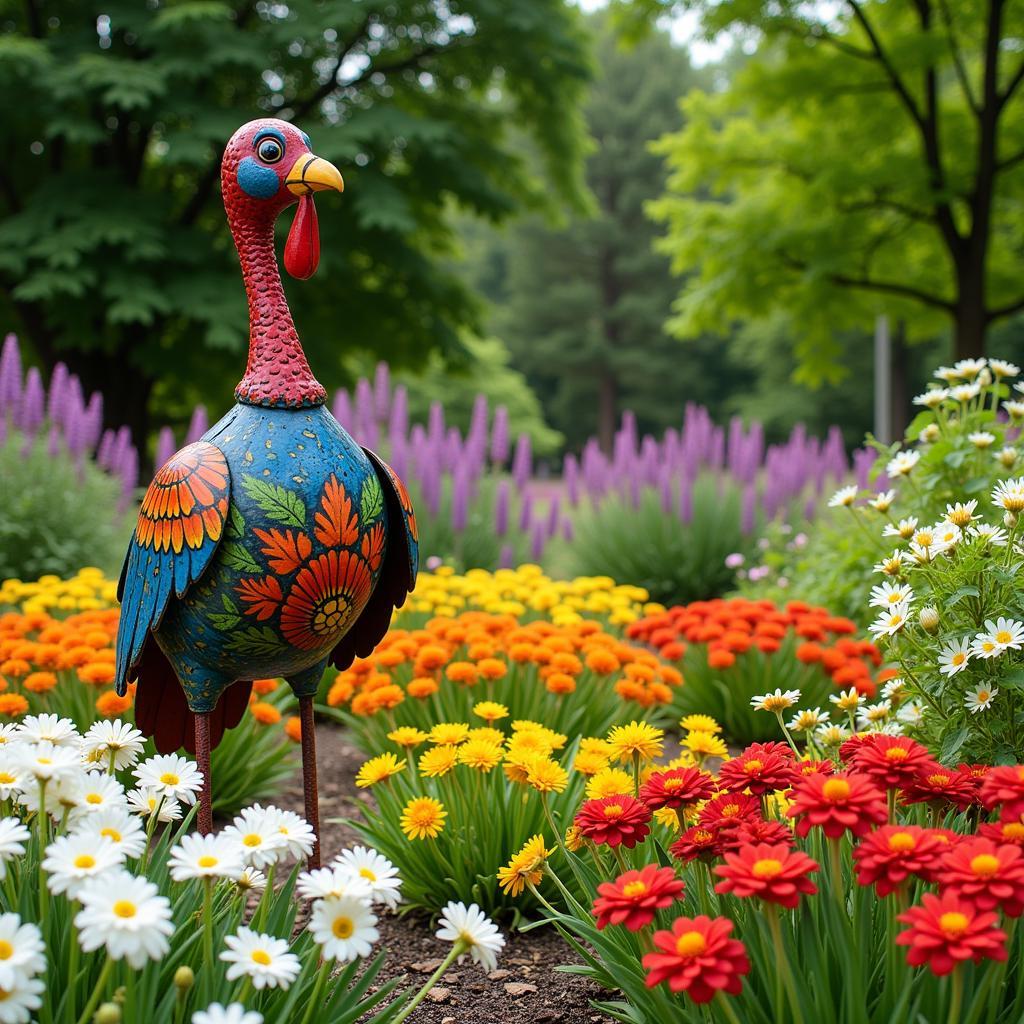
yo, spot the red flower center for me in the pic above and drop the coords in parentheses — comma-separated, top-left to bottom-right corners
(970, 854, 1000, 878)
(822, 779, 851, 802)
(888, 832, 916, 853)
(939, 911, 970, 937)
(622, 881, 648, 898)
(675, 930, 707, 957)
(752, 858, 783, 878)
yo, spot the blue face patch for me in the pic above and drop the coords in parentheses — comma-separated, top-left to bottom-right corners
(253, 127, 287, 149)
(300, 130, 311, 148)
(237, 156, 280, 199)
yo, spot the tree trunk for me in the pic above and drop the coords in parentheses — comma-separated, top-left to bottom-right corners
(598, 371, 617, 456)
(952, 280, 988, 362)
(891, 320, 909, 441)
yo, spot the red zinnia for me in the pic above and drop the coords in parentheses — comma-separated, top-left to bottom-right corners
(901, 763, 979, 812)
(593, 864, 685, 931)
(575, 795, 652, 849)
(978, 820, 1024, 847)
(717, 742, 798, 797)
(640, 767, 716, 811)
(697, 793, 761, 832)
(847, 734, 932, 789)
(939, 837, 1024, 917)
(720, 819, 795, 852)
(787, 771, 888, 839)
(714, 842, 819, 908)
(642, 915, 750, 1003)
(979, 765, 1024, 821)
(852, 825, 947, 896)
(670, 826, 722, 864)
(896, 893, 1007, 976)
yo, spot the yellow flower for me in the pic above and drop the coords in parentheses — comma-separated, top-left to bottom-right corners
(525, 757, 569, 794)
(355, 753, 405, 788)
(666, 751, 698, 769)
(565, 825, 584, 852)
(585, 767, 635, 800)
(457, 739, 504, 772)
(572, 750, 610, 776)
(400, 797, 447, 840)
(419, 745, 460, 778)
(468, 727, 506, 746)
(606, 721, 664, 763)
(497, 834, 553, 896)
(473, 701, 509, 723)
(679, 715, 722, 735)
(387, 726, 429, 748)
(684, 731, 728, 758)
(578, 737, 614, 758)
(512, 722, 567, 751)
(506, 731, 555, 760)
(654, 807, 681, 833)
(428, 722, 471, 746)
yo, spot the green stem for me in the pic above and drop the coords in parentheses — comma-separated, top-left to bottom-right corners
(766, 904, 804, 1024)
(38, 781, 48, 924)
(202, 878, 215, 999)
(391, 941, 464, 1024)
(66, 908, 79, 1024)
(75, 956, 115, 1024)
(714, 991, 743, 1024)
(298, 961, 332, 1024)
(947, 965, 964, 1024)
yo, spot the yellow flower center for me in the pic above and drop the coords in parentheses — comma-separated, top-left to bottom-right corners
(743, 759, 764, 773)
(675, 931, 707, 957)
(721, 803, 740, 817)
(198, 855, 218, 869)
(0, 774, 14, 785)
(929, 774, 950, 786)
(939, 912, 970, 937)
(752, 858, 783, 878)
(977, 690, 991, 702)
(73, 855, 96, 869)
(970, 854, 1000, 878)
(332, 916, 354, 939)
(0, 941, 12, 960)
(86, 793, 102, 804)
(952, 653, 966, 666)
(113, 900, 137, 919)
(359, 868, 377, 882)
(884, 747, 909, 761)
(602, 804, 623, 818)
(37, 757, 52, 765)
(995, 631, 1013, 644)
(823, 779, 851, 801)
(1004, 824, 1024, 840)
(887, 832, 916, 853)
(160, 773, 180, 786)
(243, 834, 262, 848)
(251, 950, 272, 966)
(663, 779, 683, 792)
(694, 829, 713, 844)
(100, 828, 122, 842)
(622, 881, 648, 898)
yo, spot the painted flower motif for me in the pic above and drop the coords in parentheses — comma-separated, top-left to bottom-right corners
(280, 550, 373, 650)
(642, 915, 750, 1003)
(593, 865, 685, 931)
(896, 893, 1006, 976)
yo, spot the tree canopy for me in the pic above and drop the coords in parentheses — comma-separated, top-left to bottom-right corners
(642, 0, 1024, 381)
(0, 0, 591, 440)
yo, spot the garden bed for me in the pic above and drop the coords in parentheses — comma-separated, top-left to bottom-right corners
(278, 722, 613, 1023)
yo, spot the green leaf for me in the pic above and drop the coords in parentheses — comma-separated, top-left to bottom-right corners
(225, 626, 285, 659)
(226, 504, 245, 540)
(947, 585, 980, 607)
(241, 475, 306, 529)
(221, 593, 239, 615)
(360, 475, 384, 524)
(208, 611, 242, 630)
(940, 725, 970, 763)
(220, 541, 260, 574)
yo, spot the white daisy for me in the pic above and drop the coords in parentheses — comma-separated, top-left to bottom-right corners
(938, 638, 972, 676)
(934, 365, 960, 383)
(969, 523, 1008, 546)
(81, 720, 146, 771)
(881, 677, 908, 701)
(749, 689, 801, 713)
(829, 688, 861, 712)
(828, 485, 858, 509)
(932, 521, 962, 553)
(814, 724, 850, 747)
(868, 490, 896, 512)
(0, 725, 20, 749)
(0, 914, 44, 989)
(873, 551, 907, 577)
(856, 700, 892, 729)
(0, 761, 25, 802)
(260, 807, 315, 861)
(883, 517, 918, 539)
(868, 601, 910, 638)
(990, 359, 1019, 378)
(15, 714, 79, 748)
(918, 607, 940, 632)
(10, 740, 81, 785)
(920, 423, 940, 443)
(309, 894, 378, 962)
(220, 927, 300, 990)
(334, 847, 403, 909)
(235, 867, 267, 896)
(954, 358, 987, 378)
(133, 754, 203, 805)
(950, 382, 982, 402)
(296, 866, 372, 903)
(75, 869, 174, 968)
(969, 431, 996, 449)
(436, 902, 505, 973)
(72, 807, 147, 859)
(996, 446, 1019, 469)
(69, 771, 126, 823)
(126, 787, 182, 823)
(42, 833, 123, 898)
(221, 805, 288, 869)
(944, 500, 978, 527)
(913, 389, 948, 408)
(896, 702, 926, 725)
(992, 478, 1024, 514)
(964, 685, 998, 714)
(786, 708, 829, 732)
(18, 771, 82, 818)
(0, 819, 30, 880)
(0, 973, 43, 1022)
(1003, 401, 1024, 420)
(886, 451, 921, 477)
(912, 526, 937, 550)
(869, 582, 913, 610)
(977, 617, 1024, 654)
(192, 1005, 264, 1024)
(168, 833, 244, 883)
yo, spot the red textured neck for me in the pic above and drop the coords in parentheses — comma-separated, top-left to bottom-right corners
(229, 204, 326, 409)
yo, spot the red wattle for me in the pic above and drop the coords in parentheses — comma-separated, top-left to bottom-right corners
(284, 194, 320, 279)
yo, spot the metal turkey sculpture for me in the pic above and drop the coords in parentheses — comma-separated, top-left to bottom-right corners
(114, 119, 418, 866)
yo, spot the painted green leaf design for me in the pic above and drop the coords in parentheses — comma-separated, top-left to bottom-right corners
(220, 541, 260, 574)
(242, 475, 306, 528)
(360, 474, 383, 523)
(221, 594, 239, 614)
(209, 611, 242, 630)
(226, 503, 245, 539)
(225, 625, 286, 659)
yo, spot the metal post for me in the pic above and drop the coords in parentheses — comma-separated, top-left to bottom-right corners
(874, 314, 892, 444)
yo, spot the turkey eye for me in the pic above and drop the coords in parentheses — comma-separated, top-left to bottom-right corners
(257, 138, 283, 163)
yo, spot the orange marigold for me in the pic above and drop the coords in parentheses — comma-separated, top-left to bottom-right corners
(0, 659, 29, 678)
(585, 649, 620, 675)
(508, 643, 537, 663)
(78, 662, 115, 686)
(408, 677, 439, 699)
(415, 645, 449, 672)
(476, 658, 508, 681)
(252, 678, 279, 695)
(350, 692, 379, 716)
(370, 685, 405, 710)
(327, 677, 355, 707)
(250, 701, 282, 725)
(445, 662, 479, 686)
(23, 671, 58, 694)
(285, 716, 302, 742)
(546, 672, 576, 695)
(0, 694, 26, 717)
(95, 691, 132, 717)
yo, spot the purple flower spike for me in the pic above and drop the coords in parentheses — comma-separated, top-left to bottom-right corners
(518, 493, 533, 532)
(499, 543, 515, 570)
(46, 423, 61, 459)
(451, 462, 470, 531)
(155, 427, 176, 469)
(17, 367, 45, 436)
(494, 480, 510, 537)
(388, 385, 409, 447)
(0, 334, 22, 416)
(185, 405, 208, 444)
(46, 362, 69, 426)
(530, 519, 546, 561)
(373, 362, 391, 419)
(490, 406, 510, 466)
(512, 434, 532, 490)
(332, 388, 352, 429)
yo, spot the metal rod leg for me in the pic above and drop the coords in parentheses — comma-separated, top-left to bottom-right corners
(299, 696, 320, 869)
(195, 711, 213, 835)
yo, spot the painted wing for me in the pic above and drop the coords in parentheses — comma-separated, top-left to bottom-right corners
(329, 448, 419, 670)
(114, 441, 231, 695)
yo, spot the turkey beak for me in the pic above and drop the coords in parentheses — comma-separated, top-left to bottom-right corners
(285, 154, 344, 196)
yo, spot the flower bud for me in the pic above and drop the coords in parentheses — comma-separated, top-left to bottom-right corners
(174, 966, 195, 992)
(999, 446, 1018, 468)
(919, 607, 939, 633)
(94, 1005, 121, 1024)
(919, 424, 940, 443)
(1005, 511, 1019, 529)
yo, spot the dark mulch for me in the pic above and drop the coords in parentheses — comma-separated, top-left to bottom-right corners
(276, 724, 615, 1024)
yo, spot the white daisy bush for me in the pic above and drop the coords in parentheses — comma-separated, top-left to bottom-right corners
(0, 718, 502, 1022)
